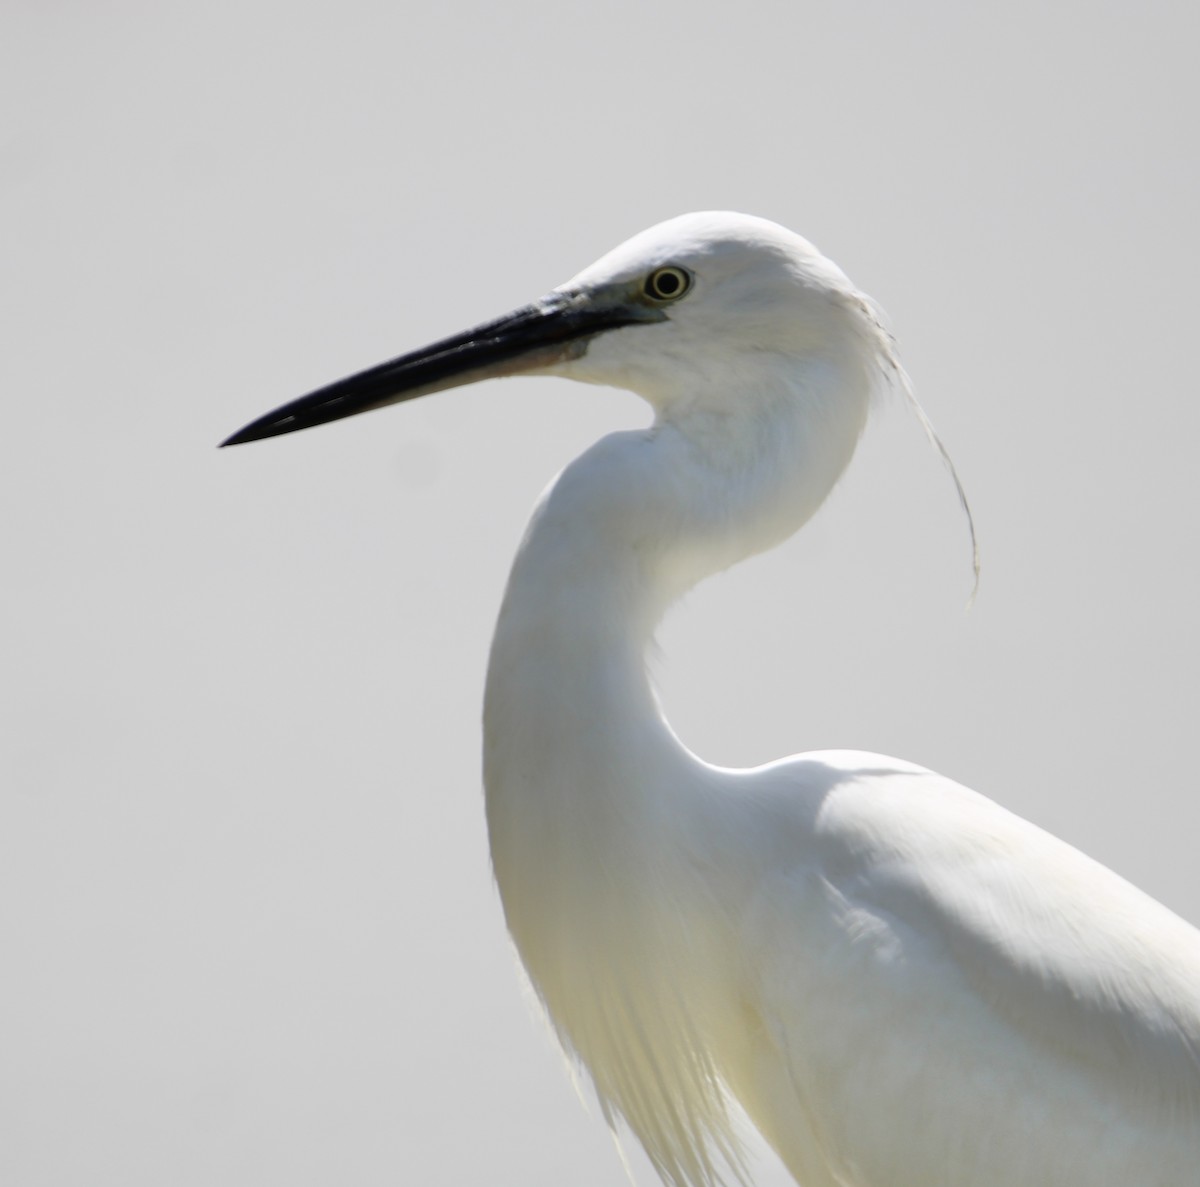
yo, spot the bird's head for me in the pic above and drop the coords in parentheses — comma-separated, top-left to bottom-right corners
(221, 212, 894, 446)
(221, 210, 977, 596)
(554, 212, 892, 413)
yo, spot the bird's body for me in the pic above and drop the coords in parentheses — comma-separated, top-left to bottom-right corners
(225, 213, 1200, 1186)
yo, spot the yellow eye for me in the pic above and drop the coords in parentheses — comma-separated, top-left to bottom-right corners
(644, 265, 692, 303)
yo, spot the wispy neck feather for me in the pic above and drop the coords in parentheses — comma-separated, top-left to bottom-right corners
(482, 355, 871, 1187)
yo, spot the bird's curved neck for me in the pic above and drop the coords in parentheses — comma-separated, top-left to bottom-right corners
(483, 357, 869, 846)
(480, 361, 869, 1182)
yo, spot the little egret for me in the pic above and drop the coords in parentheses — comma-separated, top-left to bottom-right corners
(223, 213, 1200, 1187)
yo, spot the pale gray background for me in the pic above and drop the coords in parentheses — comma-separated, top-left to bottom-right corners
(3, 2, 1197, 1184)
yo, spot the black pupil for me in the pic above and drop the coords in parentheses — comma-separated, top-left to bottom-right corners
(654, 270, 681, 297)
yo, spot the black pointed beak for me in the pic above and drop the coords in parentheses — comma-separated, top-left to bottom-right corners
(220, 288, 661, 447)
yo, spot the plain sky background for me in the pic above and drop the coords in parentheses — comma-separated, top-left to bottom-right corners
(3, 2, 1198, 1184)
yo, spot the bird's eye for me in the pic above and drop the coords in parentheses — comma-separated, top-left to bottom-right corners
(644, 266, 692, 303)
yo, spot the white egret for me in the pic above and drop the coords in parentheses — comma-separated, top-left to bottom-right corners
(223, 213, 1200, 1187)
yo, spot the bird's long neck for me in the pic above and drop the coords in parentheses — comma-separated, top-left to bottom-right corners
(483, 355, 869, 937)
(481, 359, 869, 1183)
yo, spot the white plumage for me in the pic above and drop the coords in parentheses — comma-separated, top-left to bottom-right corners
(225, 212, 1200, 1186)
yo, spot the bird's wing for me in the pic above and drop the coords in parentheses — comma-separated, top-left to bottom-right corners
(733, 753, 1200, 1185)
